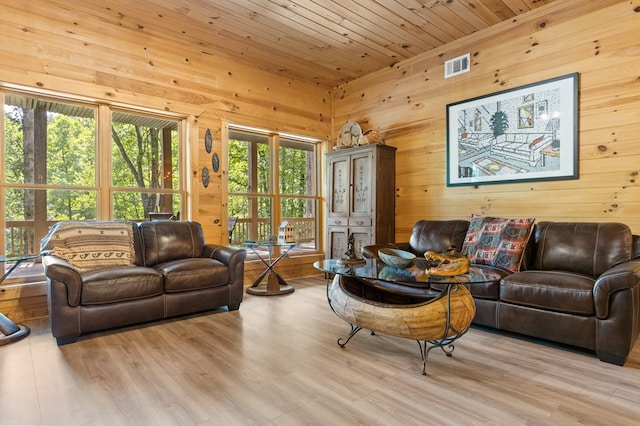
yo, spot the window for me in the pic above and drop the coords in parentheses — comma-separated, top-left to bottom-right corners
(110, 110, 182, 220)
(227, 127, 319, 255)
(279, 138, 318, 247)
(3, 93, 98, 257)
(1, 89, 186, 269)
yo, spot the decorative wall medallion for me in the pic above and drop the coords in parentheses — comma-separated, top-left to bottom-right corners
(212, 152, 220, 173)
(204, 128, 212, 153)
(202, 166, 210, 188)
(337, 121, 362, 148)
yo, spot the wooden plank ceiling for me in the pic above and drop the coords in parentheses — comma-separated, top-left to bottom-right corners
(78, 0, 558, 88)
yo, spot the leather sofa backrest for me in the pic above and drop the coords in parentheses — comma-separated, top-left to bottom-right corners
(408, 220, 470, 255)
(532, 221, 632, 277)
(139, 221, 206, 266)
(633, 235, 640, 259)
(132, 222, 145, 266)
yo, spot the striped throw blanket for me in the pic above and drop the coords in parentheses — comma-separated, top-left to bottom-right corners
(41, 221, 134, 272)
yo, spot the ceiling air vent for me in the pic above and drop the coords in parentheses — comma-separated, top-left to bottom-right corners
(444, 53, 470, 78)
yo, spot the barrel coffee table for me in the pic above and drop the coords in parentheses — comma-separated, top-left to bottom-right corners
(314, 258, 502, 375)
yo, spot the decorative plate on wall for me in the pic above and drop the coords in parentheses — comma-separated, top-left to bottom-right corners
(204, 129, 212, 153)
(212, 152, 220, 173)
(202, 166, 210, 188)
(337, 121, 362, 148)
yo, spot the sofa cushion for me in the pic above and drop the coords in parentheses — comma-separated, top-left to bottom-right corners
(139, 221, 206, 266)
(430, 264, 508, 300)
(468, 265, 510, 300)
(156, 258, 229, 292)
(41, 221, 135, 272)
(407, 220, 470, 254)
(533, 222, 632, 278)
(500, 270, 595, 315)
(462, 215, 535, 272)
(80, 266, 164, 305)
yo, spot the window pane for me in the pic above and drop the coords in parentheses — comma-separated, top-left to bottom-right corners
(228, 131, 270, 193)
(4, 188, 97, 256)
(4, 188, 97, 221)
(47, 189, 98, 220)
(279, 139, 315, 196)
(228, 195, 272, 243)
(111, 111, 179, 190)
(281, 196, 317, 249)
(112, 192, 182, 221)
(4, 94, 96, 185)
(227, 128, 319, 254)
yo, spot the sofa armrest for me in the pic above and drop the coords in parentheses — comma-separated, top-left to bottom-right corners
(42, 255, 83, 306)
(204, 245, 247, 308)
(204, 244, 247, 277)
(204, 244, 244, 264)
(593, 259, 640, 318)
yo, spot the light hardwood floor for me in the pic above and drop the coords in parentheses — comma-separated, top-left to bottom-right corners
(2, 276, 640, 425)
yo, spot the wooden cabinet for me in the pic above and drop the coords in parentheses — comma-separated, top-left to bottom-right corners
(325, 144, 396, 259)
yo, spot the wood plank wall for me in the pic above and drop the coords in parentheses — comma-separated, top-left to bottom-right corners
(1, 0, 638, 320)
(0, 0, 332, 239)
(332, 0, 640, 238)
(0, 0, 331, 320)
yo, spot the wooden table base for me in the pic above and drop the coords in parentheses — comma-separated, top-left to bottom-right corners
(246, 272, 295, 296)
(327, 274, 475, 375)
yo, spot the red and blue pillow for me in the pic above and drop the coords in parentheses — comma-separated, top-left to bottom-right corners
(461, 214, 535, 272)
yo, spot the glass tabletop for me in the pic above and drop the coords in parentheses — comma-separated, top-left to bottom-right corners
(244, 240, 298, 248)
(1, 254, 42, 285)
(0, 254, 41, 263)
(314, 258, 503, 286)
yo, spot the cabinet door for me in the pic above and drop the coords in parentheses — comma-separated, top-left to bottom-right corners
(349, 227, 372, 258)
(350, 151, 372, 218)
(327, 226, 372, 259)
(327, 226, 348, 259)
(327, 155, 350, 217)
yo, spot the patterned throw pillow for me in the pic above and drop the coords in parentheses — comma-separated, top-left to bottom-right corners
(41, 221, 135, 272)
(462, 215, 535, 272)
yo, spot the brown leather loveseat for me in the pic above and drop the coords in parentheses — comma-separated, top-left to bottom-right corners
(41, 220, 246, 345)
(364, 219, 640, 365)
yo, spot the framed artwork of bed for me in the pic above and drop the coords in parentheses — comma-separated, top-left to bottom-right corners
(446, 73, 578, 186)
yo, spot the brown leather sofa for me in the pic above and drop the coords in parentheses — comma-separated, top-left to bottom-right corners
(363, 219, 640, 365)
(41, 220, 246, 345)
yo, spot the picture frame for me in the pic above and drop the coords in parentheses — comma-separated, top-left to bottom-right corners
(446, 73, 578, 186)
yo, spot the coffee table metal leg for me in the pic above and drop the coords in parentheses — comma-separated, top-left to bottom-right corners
(337, 324, 363, 347)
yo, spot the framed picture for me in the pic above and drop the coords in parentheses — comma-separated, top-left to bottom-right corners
(446, 73, 578, 186)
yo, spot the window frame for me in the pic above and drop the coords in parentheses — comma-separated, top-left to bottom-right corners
(226, 123, 322, 256)
(1, 86, 189, 266)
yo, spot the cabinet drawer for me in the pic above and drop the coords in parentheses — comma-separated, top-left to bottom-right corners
(327, 216, 349, 226)
(349, 217, 372, 227)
